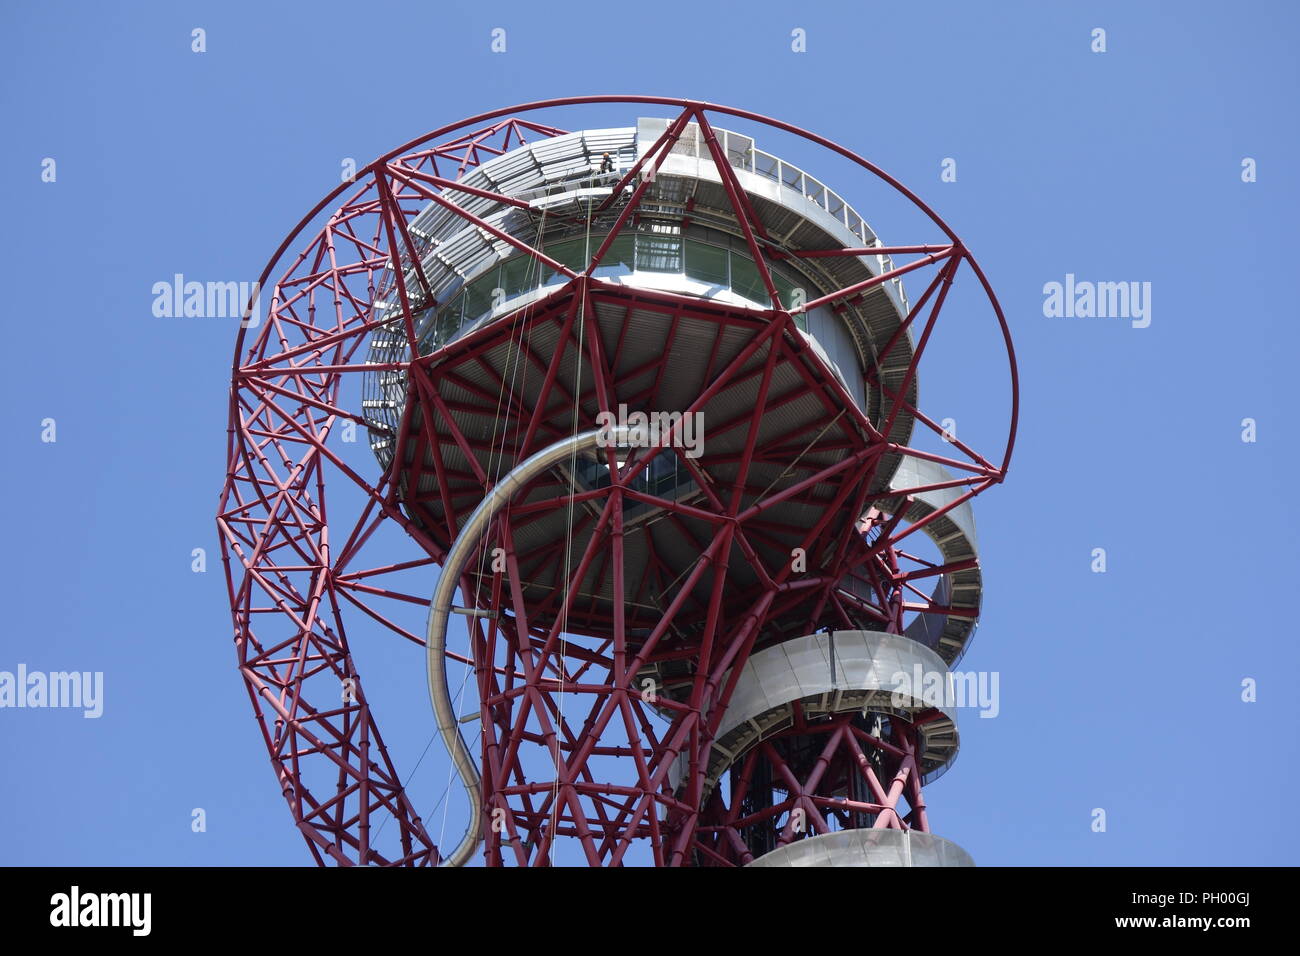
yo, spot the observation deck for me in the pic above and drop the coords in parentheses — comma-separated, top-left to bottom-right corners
(357, 117, 934, 637)
(364, 118, 919, 487)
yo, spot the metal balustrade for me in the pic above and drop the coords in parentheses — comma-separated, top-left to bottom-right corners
(669, 123, 910, 313)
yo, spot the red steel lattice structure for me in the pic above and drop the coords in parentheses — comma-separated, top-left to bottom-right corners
(217, 96, 1018, 867)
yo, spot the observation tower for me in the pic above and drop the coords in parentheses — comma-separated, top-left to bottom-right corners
(217, 96, 1018, 867)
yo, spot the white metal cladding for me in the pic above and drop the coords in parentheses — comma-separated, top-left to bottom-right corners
(800, 304, 867, 412)
(888, 455, 978, 544)
(887, 456, 982, 666)
(745, 828, 975, 867)
(714, 629, 958, 750)
(667, 630, 960, 797)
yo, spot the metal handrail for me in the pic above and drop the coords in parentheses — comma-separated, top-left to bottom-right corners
(681, 125, 910, 313)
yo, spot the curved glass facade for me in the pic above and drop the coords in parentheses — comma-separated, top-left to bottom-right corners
(414, 232, 810, 355)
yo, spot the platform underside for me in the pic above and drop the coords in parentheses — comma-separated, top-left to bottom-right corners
(388, 281, 896, 640)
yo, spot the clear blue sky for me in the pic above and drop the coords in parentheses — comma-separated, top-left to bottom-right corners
(1, 0, 1296, 866)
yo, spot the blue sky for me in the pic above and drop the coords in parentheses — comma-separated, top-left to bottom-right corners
(1, 0, 1297, 866)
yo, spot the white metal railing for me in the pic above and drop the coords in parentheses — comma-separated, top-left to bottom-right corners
(666, 123, 909, 313)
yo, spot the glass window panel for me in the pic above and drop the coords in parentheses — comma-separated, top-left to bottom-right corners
(548, 237, 589, 270)
(729, 253, 767, 304)
(592, 234, 635, 278)
(462, 273, 495, 319)
(753, 150, 780, 182)
(685, 240, 728, 287)
(435, 294, 464, 345)
(647, 451, 676, 481)
(636, 233, 682, 273)
(535, 257, 563, 286)
(500, 254, 536, 298)
(670, 123, 699, 157)
(805, 176, 827, 208)
(412, 304, 435, 341)
(725, 131, 754, 171)
(649, 454, 685, 496)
